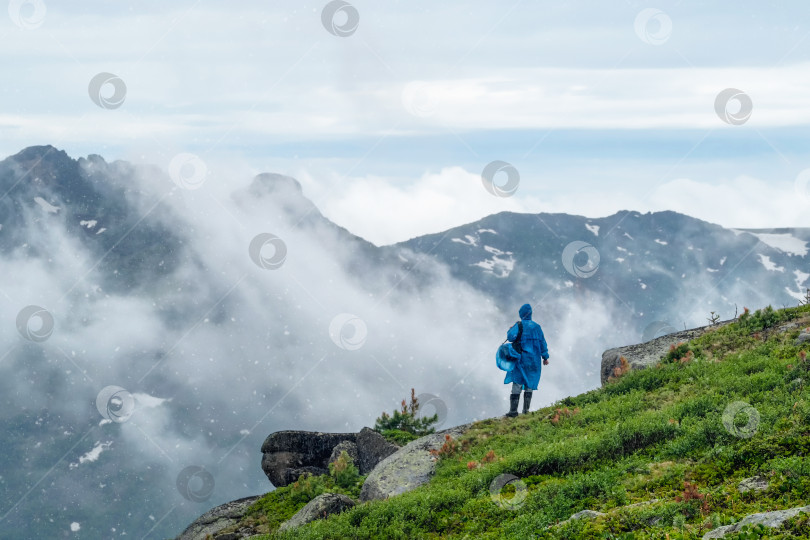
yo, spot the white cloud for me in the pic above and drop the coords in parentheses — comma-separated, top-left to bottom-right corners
(299, 168, 809, 245)
(299, 167, 529, 245)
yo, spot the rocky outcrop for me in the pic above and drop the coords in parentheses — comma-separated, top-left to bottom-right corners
(702, 504, 810, 539)
(738, 475, 769, 493)
(278, 493, 356, 532)
(796, 330, 810, 346)
(566, 509, 605, 521)
(261, 428, 399, 487)
(328, 441, 360, 468)
(360, 424, 472, 502)
(601, 321, 733, 385)
(175, 495, 260, 540)
(356, 427, 400, 473)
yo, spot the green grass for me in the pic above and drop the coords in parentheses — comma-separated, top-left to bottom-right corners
(241, 304, 810, 539)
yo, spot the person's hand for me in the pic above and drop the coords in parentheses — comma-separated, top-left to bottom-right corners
(543, 358, 549, 365)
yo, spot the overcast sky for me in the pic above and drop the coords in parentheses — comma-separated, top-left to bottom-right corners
(2, 0, 810, 244)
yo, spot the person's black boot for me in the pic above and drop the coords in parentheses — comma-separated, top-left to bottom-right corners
(505, 393, 520, 418)
(522, 391, 533, 414)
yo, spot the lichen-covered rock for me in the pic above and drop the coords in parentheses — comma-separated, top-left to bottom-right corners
(702, 505, 810, 539)
(360, 424, 471, 502)
(738, 475, 769, 493)
(175, 495, 260, 540)
(568, 509, 605, 521)
(601, 321, 733, 386)
(796, 332, 810, 346)
(278, 493, 356, 531)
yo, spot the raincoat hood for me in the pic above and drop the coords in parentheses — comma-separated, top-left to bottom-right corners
(519, 303, 532, 320)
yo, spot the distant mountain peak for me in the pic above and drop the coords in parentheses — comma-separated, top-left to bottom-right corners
(249, 173, 304, 196)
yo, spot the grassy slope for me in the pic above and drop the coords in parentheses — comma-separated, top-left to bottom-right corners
(244, 304, 810, 539)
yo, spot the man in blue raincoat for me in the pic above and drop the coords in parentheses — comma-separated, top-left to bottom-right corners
(504, 303, 549, 417)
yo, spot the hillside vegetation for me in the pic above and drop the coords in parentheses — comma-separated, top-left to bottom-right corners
(238, 304, 810, 539)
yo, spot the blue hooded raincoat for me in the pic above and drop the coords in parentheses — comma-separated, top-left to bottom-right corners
(503, 304, 549, 391)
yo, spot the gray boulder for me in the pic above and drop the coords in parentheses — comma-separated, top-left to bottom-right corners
(702, 505, 810, 539)
(175, 495, 260, 540)
(278, 493, 356, 532)
(260, 431, 357, 487)
(261, 428, 400, 488)
(360, 424, 471, 502)
(356, 427, 400, 474)
(601, 321, 733, 385)
(738, 475, 769, 493)
(796, 332, 810, 346)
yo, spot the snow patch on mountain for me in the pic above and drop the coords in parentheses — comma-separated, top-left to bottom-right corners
(33, 196, 60, 213)
(70, 441, 112, 469)
(758, 254, 785, 272)
(654, 239, 668, 245)
(80, 219, 98, 229)
(473, 249, 515, 278)
(585, 223, 599, 236)
(452, 235, 478, 247)
(747, 232, 808, 257)
(786, 269, 810, 301)
(477, 228, 497, 235)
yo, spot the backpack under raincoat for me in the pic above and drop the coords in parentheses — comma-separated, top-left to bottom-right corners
(503, 303, 549, 391)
